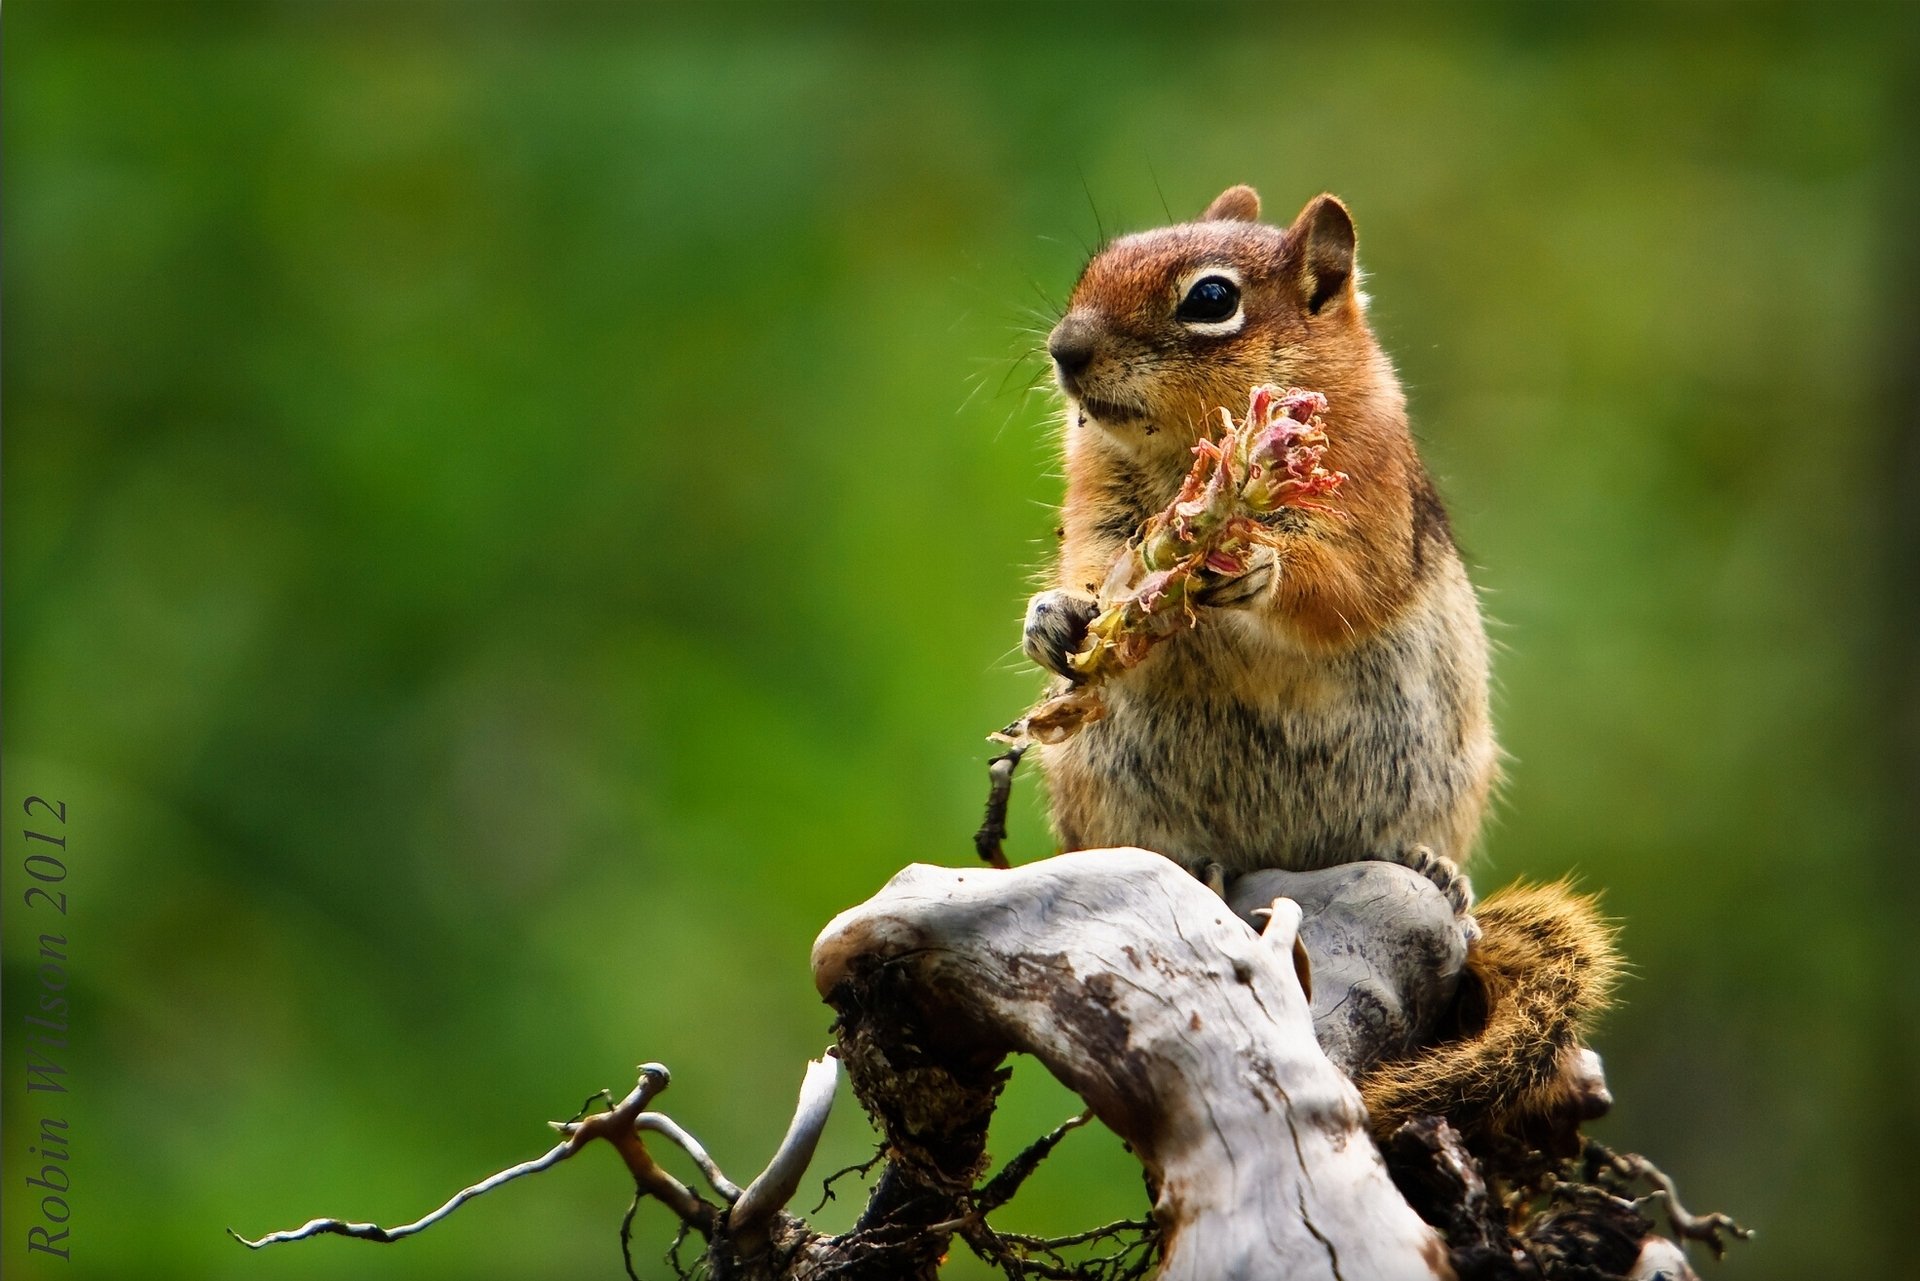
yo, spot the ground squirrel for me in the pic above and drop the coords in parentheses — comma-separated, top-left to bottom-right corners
(1022, 186, 1616, 1143)
(1027, 183, 1496, 900)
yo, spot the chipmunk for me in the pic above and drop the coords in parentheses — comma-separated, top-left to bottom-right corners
(1021, 185, 1616, 1144)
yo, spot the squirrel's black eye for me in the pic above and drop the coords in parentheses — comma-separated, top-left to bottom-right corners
(1177, 275, 1241, 323)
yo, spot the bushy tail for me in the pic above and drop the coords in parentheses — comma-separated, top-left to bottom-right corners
(1358, 880, 1622, 1140)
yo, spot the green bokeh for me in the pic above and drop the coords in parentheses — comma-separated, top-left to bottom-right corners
(5, 4, 1913, 1278)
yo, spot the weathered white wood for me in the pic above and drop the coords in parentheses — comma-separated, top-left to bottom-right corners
(730, 1055, 842, 1249)
(1229, 862, 1469, 1076)
(812, 847, 1452, 1281)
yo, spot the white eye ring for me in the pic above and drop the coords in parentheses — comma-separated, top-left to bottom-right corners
(1174, 265, 1246, 335)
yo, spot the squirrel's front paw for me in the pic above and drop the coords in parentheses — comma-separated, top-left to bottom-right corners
(1192, 549, 1275, 610)
(1022, 590, 1099, 682)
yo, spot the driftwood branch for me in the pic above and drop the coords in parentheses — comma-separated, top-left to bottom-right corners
(729, 1054, 843, 1255)
(235, 849, 1734, 1279)
(813, 848, 1450, 1281)
(228, 1062, 686, 1249)
(636, 1110, 744, 1202)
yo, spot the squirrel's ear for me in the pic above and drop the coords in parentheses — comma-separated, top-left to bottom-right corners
(1286, 194, 1356, 315)
(1199, 184, 1261, 222)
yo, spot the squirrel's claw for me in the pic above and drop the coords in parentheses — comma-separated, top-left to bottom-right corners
(1191, 550, 1275, 610)
(1402, 845, 1473, 912)
(1400, 845, 1480, 945)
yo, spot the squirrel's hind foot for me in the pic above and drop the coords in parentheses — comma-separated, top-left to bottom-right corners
(1399, 845, 1477, 940)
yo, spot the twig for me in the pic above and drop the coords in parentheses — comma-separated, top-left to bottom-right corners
(620, 1192, 644, 1281)
(728, 1053, 843, 1251)
(638, 1112, 743, 1202)
(1596, 1145, 1752, 1259)
(923, 1113, 1152, 1280)
(976, 1110, 1092, 1213)
(556, 1069, 717, 1227)
(668, 1221, 698, 1281)
(974, 742, 1028, 867)
(665, 1220, 698, 1281)
(229, 1063, 715, 1249)
(961, 1216, 1160, 1281)
(228, 1140, 586, 1249)
(573, 1088, 620, 1121)
(962, 1222, 1087, 1281)
(809, 1147, 885, 1214)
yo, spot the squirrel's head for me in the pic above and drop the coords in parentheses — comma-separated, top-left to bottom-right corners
(1049, 187, 1375, 451)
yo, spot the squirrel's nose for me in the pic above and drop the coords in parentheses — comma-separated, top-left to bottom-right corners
(1047, 315, 1099, 379)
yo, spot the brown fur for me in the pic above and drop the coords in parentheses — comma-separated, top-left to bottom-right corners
(1036, 190, 1498, 877)
(1028, 188, 1622, 1143)
(1357, 881, 1620, 1139)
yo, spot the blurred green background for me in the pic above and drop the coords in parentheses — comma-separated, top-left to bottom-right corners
(5, 2, 1916, 1278)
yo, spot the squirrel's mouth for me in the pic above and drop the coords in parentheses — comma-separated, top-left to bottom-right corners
(1075, 394, 1151, 427)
